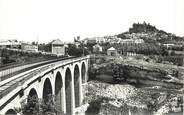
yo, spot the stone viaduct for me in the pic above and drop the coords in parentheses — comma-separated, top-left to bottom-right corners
(0, 56, 90, 115)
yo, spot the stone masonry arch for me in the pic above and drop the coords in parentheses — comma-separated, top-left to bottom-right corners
(43, 78, 53, 104)
(5, 109, 17, 115)
(55, 71, 63, 114)
(74, 64, 80, 107)
(65, 67, 73, 115)
(81, 62, 87, 83)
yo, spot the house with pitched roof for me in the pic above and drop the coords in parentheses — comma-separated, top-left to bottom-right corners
(107, 47, 118, 56)
(46, 39, 66, 55)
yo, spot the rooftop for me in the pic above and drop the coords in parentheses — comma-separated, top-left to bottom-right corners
(49, 39, 64, 45)
(107, 47, 116, 51)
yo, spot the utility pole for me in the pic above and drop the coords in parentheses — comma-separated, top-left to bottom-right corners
(77, 36, 84, 56)
(82, 41, 84, 56)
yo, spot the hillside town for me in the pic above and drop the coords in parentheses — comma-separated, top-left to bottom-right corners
(0, 22, 184, 115)
(1, 22, 184, 65)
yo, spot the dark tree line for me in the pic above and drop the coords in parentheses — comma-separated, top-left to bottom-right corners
(99, 43, 167, 56)
(67, 44, 89, 57)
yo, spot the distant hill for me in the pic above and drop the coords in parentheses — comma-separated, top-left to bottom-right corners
(117, 22, 184, 44)
(83, 22, 184, 45)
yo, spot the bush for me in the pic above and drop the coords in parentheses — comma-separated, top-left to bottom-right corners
(20, 94, 57, 115)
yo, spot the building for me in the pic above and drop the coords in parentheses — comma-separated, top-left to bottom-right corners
(163, 43, 183, 49)
(0, 39, 21, 49)
(107, 47, 118, 56)
(127, 52, 137, 56)
(134, 39, 144, 44)
(46, 39, 66, 56)
(74, 36, 81, 48)
(163, 43, 175, 49)
(73, 39, 80, 48)
(83, 37, 106, 45)
(93, 44, 103, 53)
(85, 38, 96, 45)
(21, 43, 38, 52)
(120, 39, 144, 44)
(95, 37, 106, 44)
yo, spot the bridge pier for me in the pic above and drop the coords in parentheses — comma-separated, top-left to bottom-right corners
(61, 82, 65, 115)
(79, 69, 83, 106)
(71, 66, 75, 115)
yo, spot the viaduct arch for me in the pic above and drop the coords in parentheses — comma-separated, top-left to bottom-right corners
(65, 67, 72, 115)
(74, 64, 80, 107)
(43, 78, 53, 103)
(55, 71, 63, 114)
(5, 109, 16, 115)
(81, 62, 86, 83)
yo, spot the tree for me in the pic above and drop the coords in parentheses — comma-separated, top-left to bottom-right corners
(19, 94, 57, 115)
(67, 44, 89, 57)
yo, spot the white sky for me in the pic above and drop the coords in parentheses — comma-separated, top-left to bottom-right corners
(0, 0, 183, 43)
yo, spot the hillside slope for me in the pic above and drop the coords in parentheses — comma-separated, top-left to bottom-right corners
(117, 22, 184, 44)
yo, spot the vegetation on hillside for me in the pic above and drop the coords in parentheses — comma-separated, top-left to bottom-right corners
(117, 22, 184, 44)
